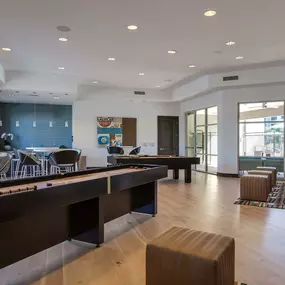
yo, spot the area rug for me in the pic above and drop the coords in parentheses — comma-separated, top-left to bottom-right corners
(234, 182, 285, 209)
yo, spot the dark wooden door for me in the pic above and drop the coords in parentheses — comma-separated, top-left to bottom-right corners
(122, 118, 137, 146)
(157, 116, 179, 155)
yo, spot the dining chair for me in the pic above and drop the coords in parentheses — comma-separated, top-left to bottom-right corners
(49, 149, 79, 174)
(0, 152, 13, 181)
(107, 146, 124, 155)
(18, 150, 41, 178)
(129, 146, 141, 155)
(12, 148, 21, 178)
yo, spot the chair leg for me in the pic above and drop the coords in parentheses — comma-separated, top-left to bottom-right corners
(15, 161, 21, 178)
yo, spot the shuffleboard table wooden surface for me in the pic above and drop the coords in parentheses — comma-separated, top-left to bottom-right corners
(0, 164, 167, 269)
(107, 155, 200, 183)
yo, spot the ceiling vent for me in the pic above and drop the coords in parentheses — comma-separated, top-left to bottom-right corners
(223, 75, 239, 81)
(134, 91, 145, 96)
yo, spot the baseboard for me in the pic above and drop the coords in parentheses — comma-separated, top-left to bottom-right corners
(217, 172, 239, 178)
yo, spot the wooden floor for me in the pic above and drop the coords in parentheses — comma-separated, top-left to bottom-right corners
(1, 171, 285, 285)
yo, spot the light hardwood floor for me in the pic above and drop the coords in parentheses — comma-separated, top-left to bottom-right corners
(1, 171, 285, 285)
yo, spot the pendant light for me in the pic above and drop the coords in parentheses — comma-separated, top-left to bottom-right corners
(49, 103, 54, 128)
(64, 105, 68, 127)
(33, 100, 37, 127)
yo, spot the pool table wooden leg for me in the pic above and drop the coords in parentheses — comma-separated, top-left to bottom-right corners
(185, 168, 192, 183)
(173, 169, 179, 180)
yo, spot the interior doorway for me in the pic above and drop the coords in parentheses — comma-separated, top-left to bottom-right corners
(157, 116, 179, 155)
(185, 106, 218, 174)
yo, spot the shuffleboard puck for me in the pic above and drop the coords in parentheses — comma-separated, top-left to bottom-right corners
(47, 183, 53, 187)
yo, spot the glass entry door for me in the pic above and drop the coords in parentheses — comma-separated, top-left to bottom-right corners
(186, 106, 218, 174)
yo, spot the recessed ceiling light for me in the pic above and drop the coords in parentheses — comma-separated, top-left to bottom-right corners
(108, 57, 115, 61)
(204, 10, 216, 17)
(156, 86, 161, 88)
(168, 50, 177, 54)
(58, 66, 65, 70)
(53, 96, 60, 100)
(1, 47, 11, 52)
(93, 81, 98, 84)
(57, 26, 71, 32)
(127, 25, 138, 31)
(58, 37, 68, 42)
(235, 56, 244, 60)
(139, 73, 145, 76)
(226, 41, 236, 46)
(189, 64, 196, 68)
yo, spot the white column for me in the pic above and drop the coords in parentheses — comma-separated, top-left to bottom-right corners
(217, 92, 238, 174)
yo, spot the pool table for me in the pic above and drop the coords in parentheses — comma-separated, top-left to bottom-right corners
(107, 155, 200, 183)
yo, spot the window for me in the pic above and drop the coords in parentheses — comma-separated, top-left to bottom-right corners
(239, 101, 284, 176)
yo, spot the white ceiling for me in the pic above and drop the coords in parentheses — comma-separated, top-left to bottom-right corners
(1, 0, 285, 92)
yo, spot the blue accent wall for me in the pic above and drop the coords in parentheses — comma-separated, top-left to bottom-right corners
(0, 103, 72, 149)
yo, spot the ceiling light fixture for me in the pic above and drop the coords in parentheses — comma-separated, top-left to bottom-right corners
(58, 37, 68, 42)
(53, 96, 60, 100)
(235, 56, 244, 60)
(127, 25, 138, 31)
(156, 86, 161, 88)
(58, 66, 65, 70)
(1, 47, 11, 51)
(57, 26, 71, 32)
(168, 50, 176, 54)
(108, 57, 115, 61)
(189, 64, 196, 68)
(226, 41, 236, 46)
(139, 73, 145, 76)
(204, 10, 216, 17)
(93, 81, 98, 84)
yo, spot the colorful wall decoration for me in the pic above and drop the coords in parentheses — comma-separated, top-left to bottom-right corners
(97, 117, 123, 147)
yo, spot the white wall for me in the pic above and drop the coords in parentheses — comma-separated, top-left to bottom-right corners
(73, 96, 179, 167)
(173, 64, 285, 102)
(180, 84, 285, 174)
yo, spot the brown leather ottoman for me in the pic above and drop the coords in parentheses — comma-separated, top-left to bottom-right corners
(146, 227, 235, 285)
(248, 170, 273, 189)
(256, 166, 277, 185)
(240, 174, 269, 202)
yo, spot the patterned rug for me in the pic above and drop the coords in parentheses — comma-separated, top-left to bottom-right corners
(235, 182, 285, 209)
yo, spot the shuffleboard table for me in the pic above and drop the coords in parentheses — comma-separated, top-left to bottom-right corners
(107, 155, 200, 183)
(0, 164, 167, 269)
